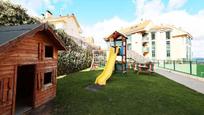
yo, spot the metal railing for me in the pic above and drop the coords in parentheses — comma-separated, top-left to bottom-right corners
(156, 60, 204, 78)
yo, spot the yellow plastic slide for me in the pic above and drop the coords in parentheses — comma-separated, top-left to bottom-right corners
(95, 47, 119, 85)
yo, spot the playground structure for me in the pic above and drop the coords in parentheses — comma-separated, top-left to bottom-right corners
(95, 31, 127, 85)
(90, 50, 106, 70)
(108, 31, 128, 73)
(95, 31, 154, 85)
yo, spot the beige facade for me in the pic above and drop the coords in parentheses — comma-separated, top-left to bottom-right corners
(42, 12, 82, 39)
(41, 11, 99, 49)
(120, 20, 192, 61)
(85, 36, 95, 45)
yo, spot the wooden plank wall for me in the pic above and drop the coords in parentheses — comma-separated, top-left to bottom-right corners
(0, 31, 59, 115)
(0, 65, 14, 115)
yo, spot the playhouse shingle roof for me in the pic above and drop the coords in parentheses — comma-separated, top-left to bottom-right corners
(0, 23, 66, 50)
(0, 24, 41, 46)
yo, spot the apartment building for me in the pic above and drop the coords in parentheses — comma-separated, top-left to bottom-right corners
(119, 20, 192, 61)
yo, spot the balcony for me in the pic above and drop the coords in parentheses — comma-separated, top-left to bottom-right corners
(142, 37, 149, 41)
(142, 47, 149, 53)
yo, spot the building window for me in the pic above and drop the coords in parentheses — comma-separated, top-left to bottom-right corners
(127, 44, 132, 50)
(142, 33, 148, 37)
(127, 35, 132, 42)
(186, 46, 191, 60)
(152, 50, 155, 57)
(166, 31, 171, 39)
(186, 46, 189, 60)
(189, 47, 191, 60)
(45, 46, 53, 58)
(152, 41, 156, 57)
(44, 72, 52, 85)
(142, 33, 149, 41)
(186, 38, 192, 45)
(167, 50, 170, 57)
(166, 41, 170, 57)
(151, 32, 155, 40)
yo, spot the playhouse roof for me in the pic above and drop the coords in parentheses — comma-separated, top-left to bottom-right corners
(0, 23, 66, 50)
(104, 31, 127, 42)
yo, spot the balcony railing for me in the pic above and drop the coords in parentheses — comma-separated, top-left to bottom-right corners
(142, 47, 149, 52)
(142, 37, 149, 41)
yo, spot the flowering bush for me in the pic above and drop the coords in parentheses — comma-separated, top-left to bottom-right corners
(56, 30, 93, 75)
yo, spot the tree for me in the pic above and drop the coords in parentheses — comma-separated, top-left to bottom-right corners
(0, 1, 39, 26)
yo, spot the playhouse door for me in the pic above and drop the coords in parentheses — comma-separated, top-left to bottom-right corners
(15, 64, 35, 114)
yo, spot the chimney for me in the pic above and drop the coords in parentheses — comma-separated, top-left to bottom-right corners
(45, 10, 53, 18)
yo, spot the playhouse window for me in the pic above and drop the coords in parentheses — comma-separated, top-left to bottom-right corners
(44, 72, 52, 85)
(45, 46, 53, 58)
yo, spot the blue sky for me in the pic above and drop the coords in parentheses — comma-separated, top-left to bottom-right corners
(11, 0, 204, 57)
(35, 0, 204, 25)
(38, 0, 136, 25)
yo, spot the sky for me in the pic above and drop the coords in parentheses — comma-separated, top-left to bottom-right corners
(9, 0, 204, 58)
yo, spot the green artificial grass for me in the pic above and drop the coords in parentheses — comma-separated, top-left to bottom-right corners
(53, 70, 204, 115)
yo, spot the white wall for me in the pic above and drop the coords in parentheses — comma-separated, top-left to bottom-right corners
(128, 30, 191, 61)
(155, 32, 167, 60)
(131, 33, 143, 55)
(65, 18, 82, 39)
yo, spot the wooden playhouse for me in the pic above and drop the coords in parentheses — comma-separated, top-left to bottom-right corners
(0, 23, 66, 115)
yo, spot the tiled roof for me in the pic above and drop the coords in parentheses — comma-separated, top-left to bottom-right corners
(149, 25, 172, 31)
(119, 20, 151, 35)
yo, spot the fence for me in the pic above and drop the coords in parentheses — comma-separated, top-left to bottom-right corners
(157, 60, 204, 78)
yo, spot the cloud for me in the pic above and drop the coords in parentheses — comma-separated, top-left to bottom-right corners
(10, 0, 43, 16)
(43, 0, 55, 10)
(82, 17, 134, 49)
(168, 0, 187, 10)
(10, 0, 73, 16)
(134, 0, 164, 19)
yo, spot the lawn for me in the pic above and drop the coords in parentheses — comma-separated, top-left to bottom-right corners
(53, 70, 204, 115)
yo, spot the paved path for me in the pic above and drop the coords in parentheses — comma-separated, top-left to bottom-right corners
(155, 68, 204, 94)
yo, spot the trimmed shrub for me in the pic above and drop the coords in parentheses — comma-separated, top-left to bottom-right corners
(56, 30, 93, 75)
